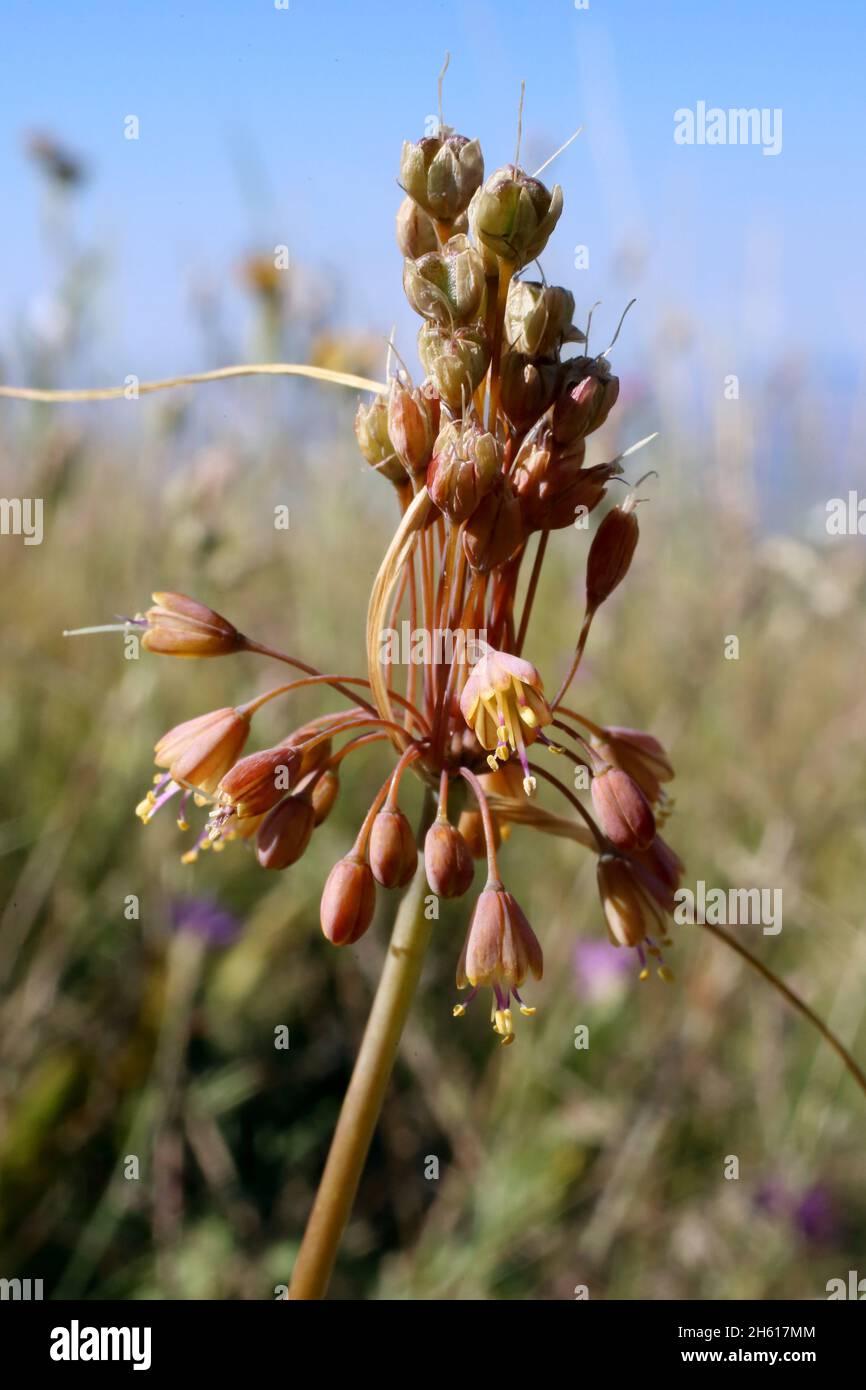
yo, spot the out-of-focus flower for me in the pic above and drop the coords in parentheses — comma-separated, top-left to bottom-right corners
(171, 896, 243, 949)
(572, 939, 632, 1004)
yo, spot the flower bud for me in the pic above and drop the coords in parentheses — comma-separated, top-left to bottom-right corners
(417, 322, 491, 411)
(354, 394, 404, 484)
(141, 592, 242, 657)
(216, 743, 301, 819)
(597, 853, 667, 948)
(586, 499, 639, 611)
(427, 418, 502, 523)
(256, 795, 315, 870)
(552, 357, 620, 444)
(400, 133, 483, 223)
(499, 351, 559, 433)
(591, 727, 674, 804)
(462, 475, 523, 572)
(504, 281, 582, 358)
(369, 807, 418, 889)
(469, 166, 563, 269)
(403, 234, 486, 327)
(395, 195, 438, 258)
(311, 768, 340, 826)
(386, 378, 438, 476)
(154, 707, 250, 794)
(424, 817, 474, 898)
(320, 854, 376, 946)
(591, 766, 656, 852)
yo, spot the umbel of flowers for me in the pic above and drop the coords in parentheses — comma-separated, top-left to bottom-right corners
(131, 120, 681, 1045)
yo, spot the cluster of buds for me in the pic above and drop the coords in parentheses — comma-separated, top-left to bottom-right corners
(123, 110, 680, 1047)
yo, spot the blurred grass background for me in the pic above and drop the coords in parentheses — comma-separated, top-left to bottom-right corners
(1, 126, 865, 1303)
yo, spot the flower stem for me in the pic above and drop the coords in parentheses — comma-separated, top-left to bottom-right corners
(702, 921, 866, 1099)
(289, 789, 436, 1299)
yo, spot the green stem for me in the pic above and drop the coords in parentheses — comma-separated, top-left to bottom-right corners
(289, 789, 436, 1299)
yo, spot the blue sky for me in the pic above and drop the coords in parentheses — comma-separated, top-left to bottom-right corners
(1, 0, 864, 388)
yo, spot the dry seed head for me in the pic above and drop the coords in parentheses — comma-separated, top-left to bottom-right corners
(400, 133, 483, 223)
(386, 378, 438, 477)
(504, 281, 582, 358)
(402, 234, 486, 327)
(354, 394, 405, 484)
(395, 195, 438, 258)
(427, 417, 502, 524)
(469, 166, 563, 269)
(417, 321, 491, 411)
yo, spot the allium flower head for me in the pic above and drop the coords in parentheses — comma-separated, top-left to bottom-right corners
(94, 108, 679, 1048)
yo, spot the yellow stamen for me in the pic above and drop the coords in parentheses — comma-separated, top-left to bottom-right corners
(452, 1003, 466, 1017)
(493, 1007, 514, 1039)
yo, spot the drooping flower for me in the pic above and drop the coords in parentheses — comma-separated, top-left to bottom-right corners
(459, 648, 551, 793)
(454, 882, 543, 1044)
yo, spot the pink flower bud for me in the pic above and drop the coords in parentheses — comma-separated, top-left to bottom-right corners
(142, 592, 242, 657)
(369, 807, 418, 888)
(591, 766, 656, 851)
(256, 796, 315, 870)
(320, 855, 377, 946)
(217, 744, 301, 819)
(586, 500, 639, 610)
(424, 818, 475, 898)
